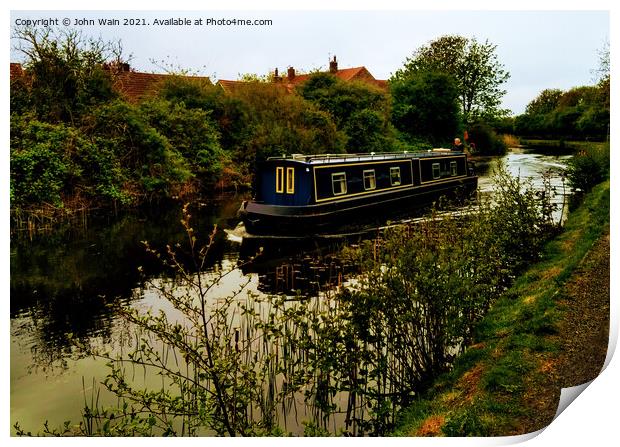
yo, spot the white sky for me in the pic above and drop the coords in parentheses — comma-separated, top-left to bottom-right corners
(8, 9, 609, 115)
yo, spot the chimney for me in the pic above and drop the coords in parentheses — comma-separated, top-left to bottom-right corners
(273, 67, 282, 83)
(287, 66, 295, 81)
(329, 55, 338, 73)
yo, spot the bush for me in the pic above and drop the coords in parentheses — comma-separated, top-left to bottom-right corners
(12, 28, 119, 123)
(515, 85, 609, 140)
(343, 109, 389, 152)
(467, 122, 507, 155)
(10, 117, 74, 206)
(566, 144, 609, 193)
(157, 76, 251, 154)
(140, 98, 224, 188)
(230, 81, 346, 163)
(87, 100, 192, 198)
(12, 113, 134, 207)
(299, 73, 391, 153)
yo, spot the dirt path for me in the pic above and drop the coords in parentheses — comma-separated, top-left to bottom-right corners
(522, 230, 610, 433)
(556, 230, 610, 387)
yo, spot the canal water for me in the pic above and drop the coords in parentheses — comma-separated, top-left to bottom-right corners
(10, 149, 572, 435)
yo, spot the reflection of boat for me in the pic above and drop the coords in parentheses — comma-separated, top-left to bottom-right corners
(238, 150, 477, 235)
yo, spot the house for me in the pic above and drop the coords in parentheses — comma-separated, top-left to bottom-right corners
(216, 56, 387, 93)
(283, 56, 387, 89)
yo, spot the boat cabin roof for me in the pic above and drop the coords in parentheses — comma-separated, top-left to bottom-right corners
(266, 150, 465, 165)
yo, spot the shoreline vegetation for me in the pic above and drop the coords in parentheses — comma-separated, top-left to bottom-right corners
(392, 180, 610, 436)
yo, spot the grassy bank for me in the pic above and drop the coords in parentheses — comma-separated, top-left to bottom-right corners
(519, 138, 608, 152)
(393, 180, 610, 436)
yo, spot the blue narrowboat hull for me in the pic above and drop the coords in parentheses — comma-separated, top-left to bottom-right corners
(240, 175, 477, 236)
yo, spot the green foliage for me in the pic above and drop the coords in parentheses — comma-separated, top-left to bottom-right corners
(12, 28, 120, 123)
(157, 76, 251, 154)
(515, 85, 609, 140)
(393, 35, 510, 123)
(10, 31, 217, 212)
(467, 122, 507, 155)
(487, 116, 515, 135)
(525, 89, 563, 116)
(566, 144, 610, 194)
(343, 109, 390, 152)
(10, 116, 75, 206)
(299, 73, 393, 152)
(390, 71, 460, 146)
(230, 81, 346, 163)
(139, 98, 224, 187)
(486, 162, 558, 272)
(10, 113, 138, 207)
(87, 100, 192, 197)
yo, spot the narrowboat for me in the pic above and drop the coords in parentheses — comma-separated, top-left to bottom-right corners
(238, 150, 478, 235)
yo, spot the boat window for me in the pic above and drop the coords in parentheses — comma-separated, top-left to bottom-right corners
(332, 172, 347, 196)
(276, 167, 284, 193)
(450, 161, 458, 176)
(390, 167, 401, 186)
(286, 167, 295, 194)
(363, 170, 376, 190)
(432, 163, 441, 179)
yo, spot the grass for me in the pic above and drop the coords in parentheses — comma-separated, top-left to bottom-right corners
(519, 138, 608, 153)
(392, 180, 610, 437)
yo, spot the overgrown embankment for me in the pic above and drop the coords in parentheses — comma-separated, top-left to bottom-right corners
(393, 180, 610, 437)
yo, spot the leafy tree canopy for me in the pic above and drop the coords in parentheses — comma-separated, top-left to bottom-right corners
(390, 71, 460, 146)
(299, 73, 393, 152)
(11, 27, 125, 123)
(524, 89, 563, 116)
(393, 35, 510, 123)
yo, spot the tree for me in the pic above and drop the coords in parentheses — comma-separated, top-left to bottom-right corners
(230, 81, 346, 163)
(594, 40, 610, 86)
(516, 85, 609, 140)
(524, 89, 563, 116)
(390, 71, 460, 146)
(11, 27, 125, 123)
(393, 35, 510, 124)
(140, 98, 225, 189)
(157, 76, 252, 158)
(299, 73, 393, 152)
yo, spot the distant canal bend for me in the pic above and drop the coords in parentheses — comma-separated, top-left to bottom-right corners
(10, 149, 572, 435)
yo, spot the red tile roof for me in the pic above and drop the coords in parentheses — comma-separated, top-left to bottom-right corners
(113, 71, 169, 101)
(113, 70, 211, 102)
(281, 66, 386, 90)
(333, 66, 368, 81)
(216, 79, 246, 94)
(10, 63, 24, 79)
(373, 79, 388, 89)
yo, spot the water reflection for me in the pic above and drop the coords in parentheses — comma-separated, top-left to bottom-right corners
(10, 198, 243, 367)
(475, 148, 571, 223)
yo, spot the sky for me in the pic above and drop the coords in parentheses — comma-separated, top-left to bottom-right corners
(8, 9, 609, 115)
